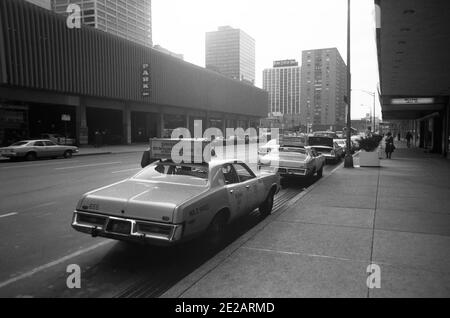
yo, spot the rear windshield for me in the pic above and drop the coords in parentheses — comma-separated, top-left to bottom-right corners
(10, 141, 29, 146)
(134, 162, 209, 183)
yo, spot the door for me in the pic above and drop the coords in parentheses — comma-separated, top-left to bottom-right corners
(43, 140, 60, 157)
(32, 141, 47, 158)
(232, 163, 260, 211)
(221, 164, 248, 219)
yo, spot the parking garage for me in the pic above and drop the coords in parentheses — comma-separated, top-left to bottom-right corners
(0, 0, 267, 146)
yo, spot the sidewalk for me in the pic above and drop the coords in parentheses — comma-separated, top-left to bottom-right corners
(74, 144, 148, 157)
(162, 143, 450, 298)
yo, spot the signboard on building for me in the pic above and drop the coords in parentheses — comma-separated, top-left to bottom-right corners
(61, 114, 71, 122)
(390, 98, 435, 105)
(142, 63, 152, 97)
(273, 60, 298, 68)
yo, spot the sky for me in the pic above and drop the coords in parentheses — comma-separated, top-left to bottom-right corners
(152, 0, 381, 120)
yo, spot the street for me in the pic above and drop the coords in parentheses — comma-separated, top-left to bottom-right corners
(0, 152, 339, 298)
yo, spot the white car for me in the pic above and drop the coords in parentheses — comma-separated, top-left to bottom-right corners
(72, 159, 280, 247)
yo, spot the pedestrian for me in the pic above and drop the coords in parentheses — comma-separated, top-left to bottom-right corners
(406, 131, 413, 148)
(397, 132, 401, 141)
(385, 132, 395, 159)
(94, 130, 101, 148)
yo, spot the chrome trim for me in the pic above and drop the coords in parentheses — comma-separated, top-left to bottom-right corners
(72, 211, 183, 242)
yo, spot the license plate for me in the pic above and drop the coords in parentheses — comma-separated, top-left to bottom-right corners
(106, 219, 131, 235)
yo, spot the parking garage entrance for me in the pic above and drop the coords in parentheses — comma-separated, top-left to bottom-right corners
(86, 107, 123, 145)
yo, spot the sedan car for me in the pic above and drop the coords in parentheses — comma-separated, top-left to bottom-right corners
(0, 140, 79, 161)
(259, 144, 325, 180)
(308, 136, 344, 163)
(72, 159, 280, 247)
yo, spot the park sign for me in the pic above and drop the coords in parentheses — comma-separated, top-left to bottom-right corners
(142, 63, 152, 97)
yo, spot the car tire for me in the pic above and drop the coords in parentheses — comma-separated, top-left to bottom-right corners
(317, 166, 323, 178)
(259, 188, 275, 218)
(206, 212, 227, 249)
(63, 150, 73, 159)
(25, 152, 37, 161)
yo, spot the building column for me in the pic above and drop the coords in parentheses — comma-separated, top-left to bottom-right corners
(186, 114, 191, 136)
(76, 99, 88, 145)
(123, 104, 131, 144)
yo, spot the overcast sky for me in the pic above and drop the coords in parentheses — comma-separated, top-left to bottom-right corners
(153, 0, 380, 120)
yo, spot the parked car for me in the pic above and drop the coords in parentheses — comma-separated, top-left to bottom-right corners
(308, 136, 344, 163)
(72, 159, 280, 247)
(0, 140, 79, 161)
(40, 133, 76, 146)
(259, 144, 325, 180)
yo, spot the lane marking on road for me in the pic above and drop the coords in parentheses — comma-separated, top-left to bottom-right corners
(0, 240, 113, 290)
(1, 160, 81, 170)
(0, 212, 18, 219)
(55, 162, 122, 170)
(111, 168, 141, 174)
(21, 202, 58, 213)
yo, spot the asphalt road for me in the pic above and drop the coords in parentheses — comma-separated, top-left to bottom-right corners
(0, 152, 340, 298)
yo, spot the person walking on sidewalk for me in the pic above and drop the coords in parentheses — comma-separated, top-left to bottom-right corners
(385, 132, 395, 159)
(406, 131, 413, 148)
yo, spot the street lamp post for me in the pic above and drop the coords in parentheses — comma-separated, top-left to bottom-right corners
(354, 89, 377, 132)
(344, 0, 353, 168)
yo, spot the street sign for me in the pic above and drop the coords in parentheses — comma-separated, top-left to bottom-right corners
(390, 98, 435, 105)
(61, 114, 71, 122)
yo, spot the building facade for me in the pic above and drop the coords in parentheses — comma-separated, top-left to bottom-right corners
(0, 0, 266, 146)
(300, 48, 347, 131)
(205, 26, 255, 85)
(52, 0, 152, 47)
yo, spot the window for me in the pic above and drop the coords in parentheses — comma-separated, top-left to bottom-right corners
(34, 141, 45, 147)
(44, 141, 57, 146)
(232, 164, 255, 182)
(222, 164, 239, 185)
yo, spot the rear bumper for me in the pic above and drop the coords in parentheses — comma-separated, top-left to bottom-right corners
(71, 211, 184, 246)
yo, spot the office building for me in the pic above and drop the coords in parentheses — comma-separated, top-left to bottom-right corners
(205, 26, 255, 85)
(52, 0, 152, 47)
(300, 48, 348, 131)
(263, 59, 301, 117)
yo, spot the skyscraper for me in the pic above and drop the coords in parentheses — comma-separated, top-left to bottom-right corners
(300, 48, 348, 131)
(263, 60, 301, 117)
(205, 26, 255, 85)
(25, 0, 51, 10)
(52, 0, 152, 47)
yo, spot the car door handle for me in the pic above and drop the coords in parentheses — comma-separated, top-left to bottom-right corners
(245, 185, 251, 190)
(230, 190, 234, 194)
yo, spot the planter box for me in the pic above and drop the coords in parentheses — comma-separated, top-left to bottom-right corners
(359, 150, 380, 167)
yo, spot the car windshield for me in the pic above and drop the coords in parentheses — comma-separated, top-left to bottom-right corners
(10, 141, 29, 146)
(134, 162, 209, 184)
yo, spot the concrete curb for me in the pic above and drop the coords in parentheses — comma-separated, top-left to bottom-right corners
(160, 161, 345, 298)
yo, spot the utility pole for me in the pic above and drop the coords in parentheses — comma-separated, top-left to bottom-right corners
(344, 0, 354, 168)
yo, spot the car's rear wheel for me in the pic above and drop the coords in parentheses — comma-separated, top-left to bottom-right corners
(259, 188, 275, 218)
(206, 212, 227, 249)
(63, 150, 73, 159)
(317, 165, 323, 178)
(25, 152, 37, 161)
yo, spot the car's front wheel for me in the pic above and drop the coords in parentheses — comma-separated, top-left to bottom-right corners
(63, 150, 73, 159)
(206, 212, 227, 249)
(259, 188, 275, 218)
(317, 165, 324, 178)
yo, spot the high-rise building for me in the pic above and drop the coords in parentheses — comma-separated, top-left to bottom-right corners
(263, 60, 301, 117)
(300, 48, 348, 131)
(52, 0, 152, 47)
(205, 26, 255, 85)
(25, 0, 51, 10)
